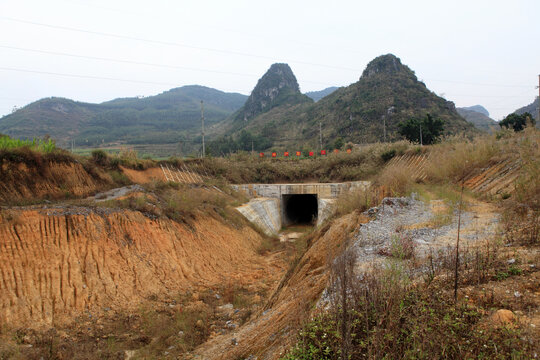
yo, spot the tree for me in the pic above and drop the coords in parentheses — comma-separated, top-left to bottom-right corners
(499, 112, 535, 132)
(333, 137, 345, 150)
(398, 113, 444, 145)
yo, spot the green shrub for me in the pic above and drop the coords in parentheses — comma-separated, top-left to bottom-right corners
(91, 149, 109, 166)
(380, 148, 396, 162)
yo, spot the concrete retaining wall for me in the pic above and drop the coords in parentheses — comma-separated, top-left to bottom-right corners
(236, 198, 281, 236)
(317, 198, 335, 225)
(234, 181, 370, 235)
(232, 181, 370, 199)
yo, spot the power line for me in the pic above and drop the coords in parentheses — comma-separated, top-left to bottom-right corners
(0, 16, 361, 72)
(55, 0, 332, 53)
(1, 16, 534, 90)
(0, 66, 182, 86)
(0, 44, 338, 87)
(0, 45, 257, 77)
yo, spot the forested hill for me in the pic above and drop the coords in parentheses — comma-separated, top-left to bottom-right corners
(514, 97, 539, 128)
(209, 54, 474, 152)
(457, 106, 498, 132)
(0, 85, 247, 146)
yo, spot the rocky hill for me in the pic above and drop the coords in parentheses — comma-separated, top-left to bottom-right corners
(457, 105, 498, 132)
(0, 85, 247, 146)
(460, 105, 490, 117)
(514, 97, 539, 127)
(305, 86, 339, 102)
(211, 54, 474, 151)
(229, 63, 312, 125)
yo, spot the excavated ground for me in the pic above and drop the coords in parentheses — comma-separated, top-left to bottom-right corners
(0, 155, 537, 359)
(0, 207, 282, 326)
(0, 160, 111, 204)
(0, 203, 296, 358)
(0, 161, 296, 358)
(190, 195, 539, 360)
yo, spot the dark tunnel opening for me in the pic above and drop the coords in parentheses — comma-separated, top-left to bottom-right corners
(282, 194, 318, 226)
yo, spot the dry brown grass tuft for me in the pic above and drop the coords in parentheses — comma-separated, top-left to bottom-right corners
(333, 186, 380, 217)
(376, 162, 416, 196)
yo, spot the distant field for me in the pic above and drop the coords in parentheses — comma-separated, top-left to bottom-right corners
(69, 142, 202, 160)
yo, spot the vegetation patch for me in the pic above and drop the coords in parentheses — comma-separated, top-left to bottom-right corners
(282, 241, 538, 360)
(0, 134, 56, 153)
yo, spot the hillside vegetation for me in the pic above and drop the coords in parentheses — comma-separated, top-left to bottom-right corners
(514, 96, 540, 129)
(211, 54, 475, 151)
(457, 106, 498, 132)
(0, 85, 247, 147)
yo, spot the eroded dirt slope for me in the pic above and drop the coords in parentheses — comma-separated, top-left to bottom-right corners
(192, 213, 368, 360)
(0, 160, 111, 204)
(0, 207, 279, 327)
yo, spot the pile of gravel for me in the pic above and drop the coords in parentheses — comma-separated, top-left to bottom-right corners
(352, 195, 475, 263)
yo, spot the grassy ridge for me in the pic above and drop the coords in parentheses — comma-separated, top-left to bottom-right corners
(0, 135, 56, 153)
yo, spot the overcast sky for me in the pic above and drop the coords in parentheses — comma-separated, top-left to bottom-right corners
(1, 0, 538, 120)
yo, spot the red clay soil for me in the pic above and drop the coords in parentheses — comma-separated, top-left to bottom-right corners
(192, 213, 369, 360)
(120, 165, 166, 184)
(0, 161, 111, 204)
(0, 208, 284, 328)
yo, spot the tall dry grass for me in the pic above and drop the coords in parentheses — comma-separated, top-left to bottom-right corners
(333, 186, 380, 217)
(501, 128, 540, 244)
(192, 141, 412, 184)
(376, 162, 416, 196)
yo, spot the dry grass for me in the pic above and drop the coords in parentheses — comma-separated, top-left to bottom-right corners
(333, 186, 380, 217)
(501, 128, 540, 244)
(424, 134, 504, 183)
(191, 141, 413, 184)
(97, 180, 249, 230)
(284, 235, 539, 360)
(91, 148, 154, 170)
(376, 162, 416, 196)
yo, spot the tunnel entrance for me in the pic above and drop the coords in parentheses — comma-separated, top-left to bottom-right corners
(282, 194, 318, 226)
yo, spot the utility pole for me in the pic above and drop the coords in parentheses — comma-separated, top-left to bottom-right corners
(319, 121, 323, 151)
(200, 100, 205, 158)
(419, 123, 423, 146)
(383, 115, 386, 142)
(251, 140, 254, 156)
(537, 74, 539, 124)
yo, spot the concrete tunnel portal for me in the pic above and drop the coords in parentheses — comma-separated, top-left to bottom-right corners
(282, 194, 318, 226)
(233, 181, 371, 236)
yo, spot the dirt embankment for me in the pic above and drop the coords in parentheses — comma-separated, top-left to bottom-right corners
(120, 165, 166, 184)
(0, 208, 279, 327)
(193, 212, 369, 360)
(0, 160, 111, 204)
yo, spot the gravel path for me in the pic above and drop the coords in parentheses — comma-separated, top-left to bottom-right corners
(352, 195, 498, 265)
